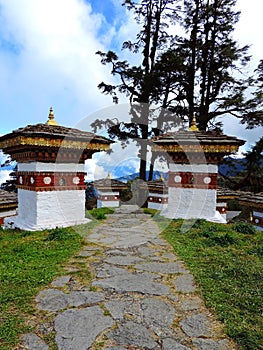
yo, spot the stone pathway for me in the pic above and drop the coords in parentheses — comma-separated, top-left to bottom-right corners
(20, 205, 237, 350)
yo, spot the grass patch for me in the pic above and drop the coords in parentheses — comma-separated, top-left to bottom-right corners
(143, 208, 158, 217)
(0, 225, 88, 349)
(86, 207, 115, 220)
(160, 219, 263, 350)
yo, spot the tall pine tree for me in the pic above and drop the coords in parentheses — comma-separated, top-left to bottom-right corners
(94, 0, 182, 181)
(94, 0, 263, 180)
(157, 0, 263, 130)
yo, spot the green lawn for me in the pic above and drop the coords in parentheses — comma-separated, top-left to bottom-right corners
(0, 225, 89, 349)
(1, 208, 262, 349)
(157, 217, 263, 350)
(0, 208, 114, 349)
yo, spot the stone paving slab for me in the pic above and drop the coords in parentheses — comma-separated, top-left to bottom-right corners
(21, 333, 49, 350)
(174, 273, 197, 293)
(54, 306, 114, 350)
(20, 205, 237, 350)
(105, 255, 144, 265)
(35, 288, 105, 311)
(92, 271, 171, 295)
(107, 321, 159, 349)
(134, 261, 188, 274)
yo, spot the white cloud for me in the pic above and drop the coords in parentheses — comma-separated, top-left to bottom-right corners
(0, 170, 11, 185)
(0, 0, 261, 184)
(85, 141, 140, 180)
(0, 0, 116, 132)
(85, 155, 108, 181)
(235, 0, 262, 66)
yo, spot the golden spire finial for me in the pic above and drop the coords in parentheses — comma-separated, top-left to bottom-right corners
(46, 107, 59, 126)
(189, 113, 199, 131)
(107, 172, 111, 179)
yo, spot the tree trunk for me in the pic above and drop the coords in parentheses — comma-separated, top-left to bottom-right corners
(188, 0, 200, 126)
(139, 140, 148, 181)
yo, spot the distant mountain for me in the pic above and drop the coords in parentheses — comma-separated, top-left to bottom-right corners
(219, 157, 263, 177)
(115, 157, 262, 182)
(116, 170, 168, 182)
(0, 159, 16, 171)
(1, 164, 15, 171)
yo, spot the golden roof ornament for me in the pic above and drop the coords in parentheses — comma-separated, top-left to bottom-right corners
(189, 114, 199, 131)
(46, 107, 59, 126)
(107, 172, 111, 179)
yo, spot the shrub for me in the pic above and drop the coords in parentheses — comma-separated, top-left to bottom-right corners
(87, 207, 114, 220)
(45, 227, 76, 241)
(143, 208, 158, 217)
(95, 213, 106, 220)
(233, 222, 256, 235)
(227, 199, 242, 211)
(248, 245, 263, 257)
(208, 232, 238, 246)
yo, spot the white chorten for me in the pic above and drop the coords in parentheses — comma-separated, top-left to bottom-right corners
(0, 108, 112, 230)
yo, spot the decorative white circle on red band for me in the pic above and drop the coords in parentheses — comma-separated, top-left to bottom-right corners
(174, 175, 182, 183)
(203, 176, 211, 184)
(43, 176, 52, 185)
(73, 176, 80, 185)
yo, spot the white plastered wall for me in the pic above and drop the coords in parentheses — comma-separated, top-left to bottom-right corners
(18, 163, 85, 172)
(97, 190, 120, 208)
(148, 192, 168, 211)
(0, 209, 17, 218)
(164, 163, 226, 223)
(163, 187, 217, 219)
(253, 211, 263, 231)
(5, 189, 89, 231)
(169, 163, 218, 173)
(5, 162, 89, 230)
(216, 202, 227, 220)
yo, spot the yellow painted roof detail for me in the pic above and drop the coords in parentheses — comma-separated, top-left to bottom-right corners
(46, 107, 59, 126)
(189, 114, 199, 131)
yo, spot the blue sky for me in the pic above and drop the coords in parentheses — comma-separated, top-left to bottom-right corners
(0, 0, 262, 180)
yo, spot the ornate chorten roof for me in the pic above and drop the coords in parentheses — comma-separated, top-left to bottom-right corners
(0, 123, 112, 144)
(152, 128, 245, 163)
(152, 130, 245, 153)
(217, 187, 247, 200)
(141, 178, 168, 194)
(0, 190, 18, 210)
(0, 108, 113, 163)
(93, 177, 128, 191)
(238, 192, 263, 209)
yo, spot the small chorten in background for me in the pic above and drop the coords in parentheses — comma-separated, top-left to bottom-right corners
(142, 175, 168, 211)
(238, 192, 263, 231)
(216, 187, 244, 221)
(0, 108, 113, 231)
(93, 174, 128, 208)
(152, 118, 245, 223)
(0, 190, 18, 226)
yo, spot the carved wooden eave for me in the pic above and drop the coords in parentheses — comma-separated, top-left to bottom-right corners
(152, 130, 245, 163)
(239, 193, 263, 210)
(0, 123, 113, 163)
(0, 190, 18, 210)
(141, 179, 168, 194)
(93, 178, 128, 191)
(217, 187, 248, 200)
